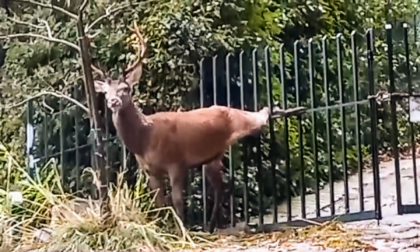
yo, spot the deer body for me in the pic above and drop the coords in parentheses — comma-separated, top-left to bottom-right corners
(112, 101, 271, 228)
(93, 23, 282, 233)
(116, 105, 268, 169)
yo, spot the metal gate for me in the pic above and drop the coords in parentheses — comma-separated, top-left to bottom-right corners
(386, 23, 420, 216)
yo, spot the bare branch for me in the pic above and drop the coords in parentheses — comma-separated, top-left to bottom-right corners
(38, 19, 52, 38)
(84, 3, 129, 33)
(79, 0, 88, 13)
(15, 0, 78, 20)
(6, 17, 44, 29)
(6, 91, 89, 114)
(0, 33, 80, 52)
(85, 0, 160, 33)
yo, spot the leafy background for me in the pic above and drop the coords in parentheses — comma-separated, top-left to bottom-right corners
(1, 0, 420, 229)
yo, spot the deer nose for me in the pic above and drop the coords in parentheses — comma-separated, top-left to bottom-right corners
(108, 97, 121, 108)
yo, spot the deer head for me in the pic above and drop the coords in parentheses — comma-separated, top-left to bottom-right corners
(93, 23, 147, 113)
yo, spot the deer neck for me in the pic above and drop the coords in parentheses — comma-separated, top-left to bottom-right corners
(112, 102, 152, 155)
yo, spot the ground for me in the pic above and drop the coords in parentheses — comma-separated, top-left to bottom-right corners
(213, 157, 420, 251)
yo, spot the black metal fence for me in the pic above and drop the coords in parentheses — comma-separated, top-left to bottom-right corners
(25, 22, 420, 232)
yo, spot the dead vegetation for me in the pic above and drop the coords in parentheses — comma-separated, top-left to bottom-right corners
(0, 142, 375, 252)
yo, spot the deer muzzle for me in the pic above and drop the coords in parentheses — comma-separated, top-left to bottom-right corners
(108, 97, 122, 111)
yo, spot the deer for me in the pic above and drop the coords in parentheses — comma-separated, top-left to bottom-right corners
(92, 23, 290, 233)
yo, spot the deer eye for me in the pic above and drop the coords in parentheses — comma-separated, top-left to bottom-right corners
(118, 86, 130, 93)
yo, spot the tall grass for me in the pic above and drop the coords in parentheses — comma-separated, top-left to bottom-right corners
(0, 142, 212, 252)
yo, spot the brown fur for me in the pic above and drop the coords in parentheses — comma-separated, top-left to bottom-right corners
(93, 23, 276, 233)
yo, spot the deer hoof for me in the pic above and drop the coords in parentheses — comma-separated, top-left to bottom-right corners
(164, 195, 172, 206)
(208, 220, 216, 234)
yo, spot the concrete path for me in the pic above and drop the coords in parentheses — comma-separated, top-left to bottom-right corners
(216, 156, 420, 251)
(252, 157, 420, 224)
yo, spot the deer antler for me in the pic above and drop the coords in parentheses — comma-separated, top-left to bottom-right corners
(124, 22, 147, 75)
(91, 64, 106, 78)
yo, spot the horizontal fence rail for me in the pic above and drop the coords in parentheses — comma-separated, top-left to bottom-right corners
(24, 23, 420, 232)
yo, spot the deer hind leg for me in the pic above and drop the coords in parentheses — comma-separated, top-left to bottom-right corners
(227, 107, 273, 138)
(204, 158, 224, 233)
(168, 168, 188, 225)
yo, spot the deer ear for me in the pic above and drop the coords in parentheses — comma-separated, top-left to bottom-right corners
(124, 65, 143, 87)
(94, 79, 108, 93)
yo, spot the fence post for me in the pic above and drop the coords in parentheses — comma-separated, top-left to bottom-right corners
(26, 100, 35, 178)
(367, 28, 382, 220)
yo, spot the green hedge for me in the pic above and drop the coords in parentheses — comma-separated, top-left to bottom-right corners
(1, 0, 420, 228)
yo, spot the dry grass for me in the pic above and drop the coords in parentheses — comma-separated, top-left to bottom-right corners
(0, 143, 213, 252)
(0, 142, 375, 252)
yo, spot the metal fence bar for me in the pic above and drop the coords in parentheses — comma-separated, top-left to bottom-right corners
(252, 48, 264, 226)
(199, 58, 208, 231)
(26, 100, 35, 178)
(308, 38, 320, 218)
(351, 31, 364, 212)
(60, 97, 65, 187)
(294, 41, 306, 219)
(280, 44, 292, 222)
(105, 92, 110, 173)
(213, 55, 217, 105)
(212, 54, 218, 227)
(403, 23, 419, 206)
(43, 109, 49, 163)
(73, 88, 80, 192)
(337, 34, 350, 214)
(239, 51, 250, 224)
(264, 46, 278, 224)
(322, 36, 335, 216)
(367, 28, 382, 220)
(226, 53, 235, 227)
(387, 24, 402, 214)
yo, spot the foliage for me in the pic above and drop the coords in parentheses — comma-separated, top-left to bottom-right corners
(1, 0, 420, 231)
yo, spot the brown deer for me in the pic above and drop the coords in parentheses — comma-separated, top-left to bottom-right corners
(93, 23, 288, 233)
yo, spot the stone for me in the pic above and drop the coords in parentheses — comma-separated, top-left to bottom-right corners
(394, 231, 419, 240)
(33, 228, 52, 243)
(391, 226, 415, 233)
(377, 249, 396, 252)
(398, 249, 419, 252)
(364, 228, 389, 236)
(390, 242, 412, 250)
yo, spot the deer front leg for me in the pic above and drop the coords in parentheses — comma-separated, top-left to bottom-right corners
(205, 158, 224, 233)
(148, 173, 166, 207)
(168, 168, 188, 225)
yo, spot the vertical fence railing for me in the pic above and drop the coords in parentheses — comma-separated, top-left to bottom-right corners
(195, 28, 389, 232)
(28, 24, 420, 233)
(239, 51, 250, 225)
(226, 53, 235, 227)
(199, 59, 207, 231)
(265, 46, 278, 224)
(322, 36, 335, 217)
(308, 38, 320, 218)
(388, 22, 420, 215)
(366, 28, 382, 220)
(280, 44, 292, 223)
(403, 23, 419, 206)
(294, 41, 306, 219)
(351, 31, 365, 212)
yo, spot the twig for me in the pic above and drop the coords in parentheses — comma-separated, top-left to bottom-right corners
(15, 0, 78, 20)
(6, 91, 89, 114)
(38, 19, 52, 38)
(0, 33, 80, 52)
(84, 3, 129, 33)
(6, 17, 44, 29)
(85, 0, 160, 33)
(296, 218, 322, 226)
(79, 1, 87, 12)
